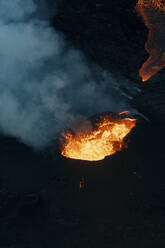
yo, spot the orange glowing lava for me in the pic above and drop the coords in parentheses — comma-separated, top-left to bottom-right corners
(135, 0, 165, 81)
(60, 113, 136, 161)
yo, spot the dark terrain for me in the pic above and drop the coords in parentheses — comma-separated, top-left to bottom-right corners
(1, 0, 165, 247)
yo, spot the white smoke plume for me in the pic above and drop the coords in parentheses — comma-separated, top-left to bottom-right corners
(0, 0, 139, 148)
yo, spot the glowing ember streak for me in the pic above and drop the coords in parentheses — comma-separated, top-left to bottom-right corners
(135, 0, 165, 81)
(60, 114, 136, 161)
(119, 110, 130, 115)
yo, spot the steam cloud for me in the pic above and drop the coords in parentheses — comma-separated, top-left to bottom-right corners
(0, 0, 138, 148)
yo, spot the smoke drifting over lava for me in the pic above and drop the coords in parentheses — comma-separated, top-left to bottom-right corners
(0, 0, 138, 148)
(136, 0, 165, 81)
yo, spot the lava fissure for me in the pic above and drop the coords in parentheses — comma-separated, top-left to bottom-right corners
(136, 0, 165, 81)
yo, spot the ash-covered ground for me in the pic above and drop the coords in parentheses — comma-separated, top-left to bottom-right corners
(0, 0, 165, 247)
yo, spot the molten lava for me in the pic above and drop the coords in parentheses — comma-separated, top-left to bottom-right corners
(135, 0, 165, 81)
(60, 113, 136, 162)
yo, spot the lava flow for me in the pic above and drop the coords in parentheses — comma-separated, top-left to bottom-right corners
(135, 0, 165, 81)
(60, 113, 136, 162)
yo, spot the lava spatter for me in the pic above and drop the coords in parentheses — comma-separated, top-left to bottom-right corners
(60, 113, 136, 162)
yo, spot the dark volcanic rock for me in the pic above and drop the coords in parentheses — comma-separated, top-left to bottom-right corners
(52, 0, 165, 124)
(53, 0, 147, 80)
(1, 1, 165, 248)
